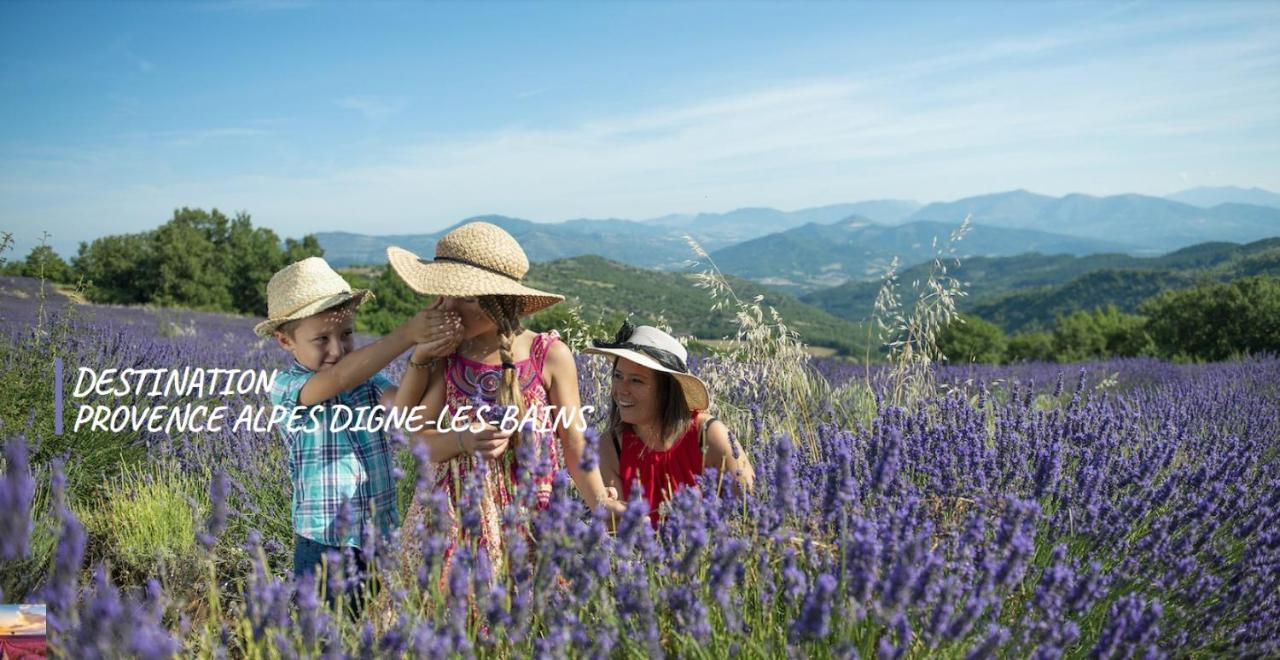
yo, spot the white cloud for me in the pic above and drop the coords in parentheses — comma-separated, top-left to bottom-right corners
(3, 3, 1278, 254)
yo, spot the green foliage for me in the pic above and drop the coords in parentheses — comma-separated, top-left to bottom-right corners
(973, 270, 1191, 334)
(992, 275, 1280, 364)
(3, 244, 74, 282)
(72, 208, 321, 315)
(937, 314, 1007, 364)
(342, 256, 867, 354)
(76, 463, 209, 581)
(72, 232, 157, 304)
(1034, 306, 1157, 363)
(1006, 331, 1055, 362)
(0, 474, 59, 601)
(283, 234, 324, 265)
(525, 255, 868, 355)
(805, 237, 1280, 332)
(524, 303, 625, 352)
(152, 215, 234, 310)
(339, 265, 425, 336)
(1141, 275, 1280, 361)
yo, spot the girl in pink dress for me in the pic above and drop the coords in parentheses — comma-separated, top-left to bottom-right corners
(387, 222, 623, 581)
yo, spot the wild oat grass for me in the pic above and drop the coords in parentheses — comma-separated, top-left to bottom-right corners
(872, 216, 972, 407)
(681, 235, 855, 459)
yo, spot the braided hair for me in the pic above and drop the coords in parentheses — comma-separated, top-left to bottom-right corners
(477, 295, 527, 445)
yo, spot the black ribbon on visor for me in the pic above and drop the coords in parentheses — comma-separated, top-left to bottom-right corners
(591, 320, 688, 373)
(419, 255, 521, 282)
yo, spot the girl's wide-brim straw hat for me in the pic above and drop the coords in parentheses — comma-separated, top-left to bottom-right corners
(253, 257, 373, 337)
(386, 221, 563, 315)
(585, 321, 711, 411)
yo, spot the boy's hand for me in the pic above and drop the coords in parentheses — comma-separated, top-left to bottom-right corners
(403, 306, 461, 354)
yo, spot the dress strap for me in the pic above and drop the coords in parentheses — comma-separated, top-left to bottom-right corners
(529, 331, 560, 388)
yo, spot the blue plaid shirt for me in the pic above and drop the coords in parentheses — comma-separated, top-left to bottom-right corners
(270, 361, 400, 548)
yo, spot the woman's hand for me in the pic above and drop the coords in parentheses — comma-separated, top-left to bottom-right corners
(599, 487, 626, 516)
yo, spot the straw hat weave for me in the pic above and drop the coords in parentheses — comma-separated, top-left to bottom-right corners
(253, 257, 372, 337)
(386, 222, 563, 315)
(585, 322, 711, 411)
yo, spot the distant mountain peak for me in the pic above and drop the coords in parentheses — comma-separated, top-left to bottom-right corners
(1166, 186, 1280, 209)
(838, 215, 876, 229)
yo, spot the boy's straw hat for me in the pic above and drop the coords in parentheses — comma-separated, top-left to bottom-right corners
(253, 257, 372, 337)
(585, 321, 710, 411)
(386, 221, 563, 316)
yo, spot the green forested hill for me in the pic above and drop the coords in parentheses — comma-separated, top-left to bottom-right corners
(801, 238, 1280, 331)
(968, 270, 1196, 332)
(521, 256, 868, 354)
(710, 218, 1132, 293)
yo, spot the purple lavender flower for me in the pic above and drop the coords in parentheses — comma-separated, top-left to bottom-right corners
(0, 435, 35, 560)
(580, 426, 600, 472)
(790, 572, 837, 642)
(197, 469, 229, 551)
(1091, 594, 1164, 659)
(663, 583, 712, 642)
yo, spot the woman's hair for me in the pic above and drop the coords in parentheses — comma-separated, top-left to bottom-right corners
(604, 357, 691, 450)
(477, 295, 527, 445)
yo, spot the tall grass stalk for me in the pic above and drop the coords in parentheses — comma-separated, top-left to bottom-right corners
(871, 216, 972, 408)
(681, 235, 844, 459)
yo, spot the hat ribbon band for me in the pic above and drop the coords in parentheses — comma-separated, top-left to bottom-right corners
(592, 340, 688, 373)
(423, 255, 522, 282)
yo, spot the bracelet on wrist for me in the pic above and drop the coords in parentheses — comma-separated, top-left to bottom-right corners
(407, 356, 439, 370)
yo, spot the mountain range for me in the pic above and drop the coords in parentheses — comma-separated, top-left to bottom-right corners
(315, 191, 1280, 294)
(1165, 186, 1280, 209)
(708, 217, 1133, 294)
(520, 255, 868, 355)
(902, 191, 1280, 252)
(800, 237, 1280, 332)
(314, 201, 924, 269)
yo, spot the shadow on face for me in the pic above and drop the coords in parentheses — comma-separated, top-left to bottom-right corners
(439, 295, 496, 339)
(276, 307, 356, 371)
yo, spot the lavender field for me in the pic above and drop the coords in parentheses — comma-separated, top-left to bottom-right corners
(1, 274, 1278, 658)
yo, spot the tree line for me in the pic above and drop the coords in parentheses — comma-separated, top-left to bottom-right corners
(6, 208, 1276, 362)
(2, 209, 323, 316)
(938, 275, 1280, 363)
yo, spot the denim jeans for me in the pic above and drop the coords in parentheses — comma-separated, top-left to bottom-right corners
(293, 534, 374, 619)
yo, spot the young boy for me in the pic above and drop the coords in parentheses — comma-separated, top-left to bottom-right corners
(253, 257, 460, 590)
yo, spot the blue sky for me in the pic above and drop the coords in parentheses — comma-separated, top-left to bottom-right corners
(2, 1, 1278, 257)
(0, 604, 45, 635)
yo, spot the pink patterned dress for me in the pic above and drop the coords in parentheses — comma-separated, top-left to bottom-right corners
(402, 331, 564, 579)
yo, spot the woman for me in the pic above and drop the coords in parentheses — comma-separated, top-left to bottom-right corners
(588, 322, 754, 527)
(387, 222, 623, 579)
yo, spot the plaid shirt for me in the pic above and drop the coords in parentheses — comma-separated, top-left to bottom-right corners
(270, 361, 400, 548)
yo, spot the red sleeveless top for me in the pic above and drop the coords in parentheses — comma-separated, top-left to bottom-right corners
(617, 413, 703, 527)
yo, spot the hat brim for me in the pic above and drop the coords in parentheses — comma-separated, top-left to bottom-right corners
(583, 347, 711, 411)
(387, 246, 563, 316)
(253, 289, 372, 338)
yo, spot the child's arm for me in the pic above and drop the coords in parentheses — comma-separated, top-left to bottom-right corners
(393, 299, 458, 415)
(408, 368, 515, 464)
(297, 308, 456, 407)
(544, 341, 626, 515)
(700, 415, 755, 494)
